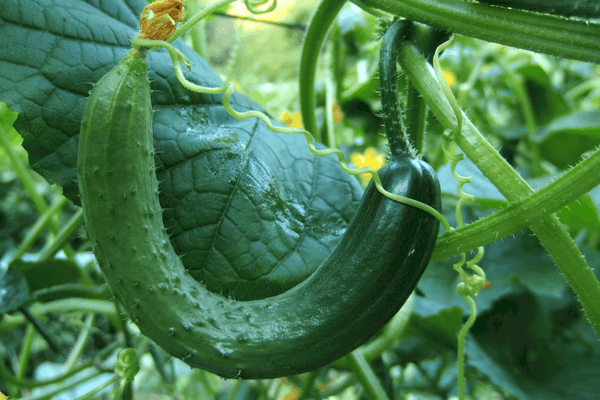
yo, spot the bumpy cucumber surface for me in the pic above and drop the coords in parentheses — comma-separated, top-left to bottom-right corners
(78, 48, 441, 379)
(476, 0, 600, 18)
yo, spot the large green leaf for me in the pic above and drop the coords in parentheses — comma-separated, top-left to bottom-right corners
(0, 0, 363, 299)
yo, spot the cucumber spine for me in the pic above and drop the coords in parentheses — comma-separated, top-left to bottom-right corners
(78, 49, 441, 379)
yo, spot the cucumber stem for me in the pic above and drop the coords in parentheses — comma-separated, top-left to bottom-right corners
(379, 20, 415, 157)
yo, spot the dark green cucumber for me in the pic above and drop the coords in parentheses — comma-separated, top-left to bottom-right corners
(476, 0, 600, 18)
(78, 47, 441, 379)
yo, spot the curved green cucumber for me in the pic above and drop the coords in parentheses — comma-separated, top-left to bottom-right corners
(476, 0, 600, 18)
(77, 48, 441, 379)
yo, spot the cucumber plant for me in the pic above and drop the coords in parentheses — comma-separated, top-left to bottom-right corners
(4, 0, 600, 397)
(77, 4, 442, 379)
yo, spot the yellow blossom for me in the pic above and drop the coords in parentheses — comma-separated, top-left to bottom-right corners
(351, 148, 385, 182)
(280, 111, 304, 128)
(443, 69, 456, 87)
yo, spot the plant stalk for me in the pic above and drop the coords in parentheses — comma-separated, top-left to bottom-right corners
(398, 42, 600, 339)
(361, 0, 600, 64)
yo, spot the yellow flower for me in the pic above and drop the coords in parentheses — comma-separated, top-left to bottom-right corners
(443, 69, 456, 87)
(280, 111, 304, 128)
(280, 102, 340, 129)
(351, 148, 385, 182)
(138, 0, 185, 41)
(233, 81, 245, 94)
(332, 100, 342, 124)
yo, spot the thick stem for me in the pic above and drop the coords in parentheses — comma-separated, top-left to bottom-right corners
(346, 350, 390, 400)
(299, 0, 348, 136)
(431, 145, 600, 261)
(361, 0, 600, 64)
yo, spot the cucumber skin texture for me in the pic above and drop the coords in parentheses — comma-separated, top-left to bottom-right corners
(78, 49, 441, 379)
(476, 0, 600, 18)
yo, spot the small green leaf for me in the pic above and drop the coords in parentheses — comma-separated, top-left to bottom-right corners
(518, 64, 570, 126)
(0, 102, 22, 145)
(0, 268, 30, 314)
(10, 259, 80, 292)
(0, 102, 18, 128)
(534, 111, 600, 168)
(556, 193, 600, 238)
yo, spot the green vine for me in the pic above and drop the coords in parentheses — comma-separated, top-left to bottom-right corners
(432, 37, 487, 400)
